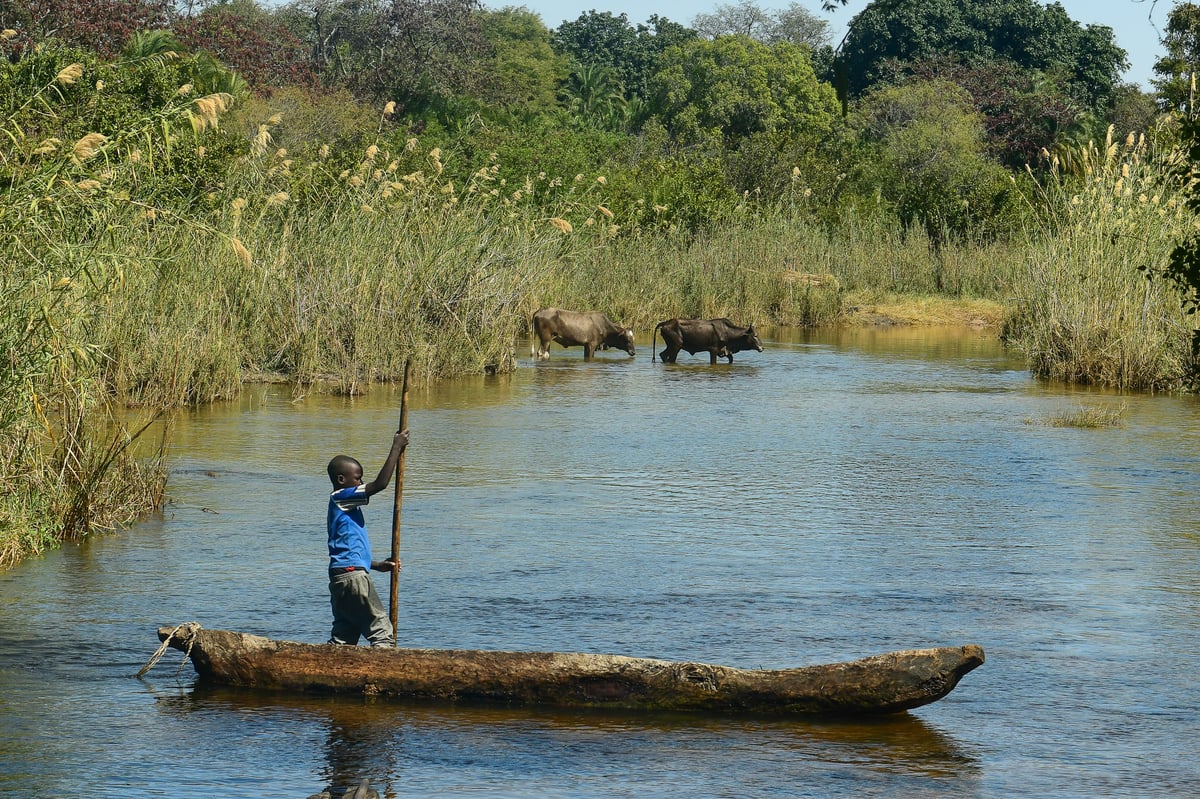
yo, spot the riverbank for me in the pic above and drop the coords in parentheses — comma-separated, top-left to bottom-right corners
(837, 293, 1009, 329)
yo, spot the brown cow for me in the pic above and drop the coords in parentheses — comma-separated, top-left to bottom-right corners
(531, 308, 636, 359)
(652, 317, 763, 364)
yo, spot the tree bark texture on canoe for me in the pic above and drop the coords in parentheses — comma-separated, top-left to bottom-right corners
(155, 624, 984, 716)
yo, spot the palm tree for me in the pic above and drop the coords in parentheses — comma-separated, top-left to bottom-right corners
(564, 63, 626, 129)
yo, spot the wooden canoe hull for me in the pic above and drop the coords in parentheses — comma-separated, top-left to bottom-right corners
(156, 624, 983, 716)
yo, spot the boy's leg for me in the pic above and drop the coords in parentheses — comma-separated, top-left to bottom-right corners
(328, 572, 364, 645)
(363, 580, 395, 647)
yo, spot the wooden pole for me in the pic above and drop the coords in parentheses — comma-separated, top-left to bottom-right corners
(389, 358, 411, 647)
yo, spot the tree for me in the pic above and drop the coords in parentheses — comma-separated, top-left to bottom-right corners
(551, 11, 696, 101)
(562, 63, 628, 130)
(647, 35, 839, 145)
(0, 0, 174, 58)
(277, 0, 488, 111)
(692, 0, 829, 48)
(1107, 82, 1160, 136)
(1153, 1, 1200, 117)
(834, 0, 1127, 116)
(476, 7, 567, 116)
(851, 78, 1020, 246)
(898, 56, 1079, 169)
(775, 3, 832, 48)
(173, 0, 315, 89)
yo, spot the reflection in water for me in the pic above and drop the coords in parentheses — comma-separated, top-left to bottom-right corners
(155, 686, 979, 797)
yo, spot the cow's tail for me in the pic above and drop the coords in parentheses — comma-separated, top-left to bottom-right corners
(652, 320, 666, 361)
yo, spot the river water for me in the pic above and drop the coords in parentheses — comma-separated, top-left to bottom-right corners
(0, 326, 1197, 798)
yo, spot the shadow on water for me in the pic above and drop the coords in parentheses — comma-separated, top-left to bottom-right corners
(149, 685, 979, 797)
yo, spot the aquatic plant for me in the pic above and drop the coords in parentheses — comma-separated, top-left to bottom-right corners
(1027, 403, 1127, 428)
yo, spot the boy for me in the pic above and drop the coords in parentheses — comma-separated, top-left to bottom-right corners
(325, 430, 409, 647)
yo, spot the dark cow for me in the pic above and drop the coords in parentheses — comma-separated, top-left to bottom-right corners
(652, 317, 763, 364)
(531, 308, 636, 360)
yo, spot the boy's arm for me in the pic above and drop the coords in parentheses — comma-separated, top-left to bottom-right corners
(361, 429, 409, 497)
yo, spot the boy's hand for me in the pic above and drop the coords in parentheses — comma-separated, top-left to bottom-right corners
(373, 558, 401, 573)
(394, 429, 410, 451)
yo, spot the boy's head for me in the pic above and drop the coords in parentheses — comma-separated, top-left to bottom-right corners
(327, 455, 363, 488)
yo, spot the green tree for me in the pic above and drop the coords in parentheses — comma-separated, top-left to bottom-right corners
(647, 35, 839, 145)
(851, 78, 1021, 247)
(477, 7, 567, 117)
(551, 11, 695, 101)
(1107, 82, 1161, 137)
(1153, 1, 1200, 117)
(835, 0, 1127, 115)
(899, 56, 1080, 169)
(563, 63, 628, 130)
(276, 0, 487, 112)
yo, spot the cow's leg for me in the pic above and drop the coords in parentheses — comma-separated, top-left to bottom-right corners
(583, 343, 596, 359)
(660, 346, 678, 363)
(709, 349, 719, 365)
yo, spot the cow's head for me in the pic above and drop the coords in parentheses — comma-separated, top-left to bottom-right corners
(600, 324, 636, 356)
(744, 325, 764, 352)
(616, 327, 636, 356)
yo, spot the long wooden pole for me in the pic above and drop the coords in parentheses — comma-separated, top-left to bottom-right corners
(389, 358, 412, 647)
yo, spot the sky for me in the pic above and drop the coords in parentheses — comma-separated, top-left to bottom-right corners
(499, 0, 1173, 89)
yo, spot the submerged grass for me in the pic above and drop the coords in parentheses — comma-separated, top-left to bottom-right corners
(1027, 403, 1127, 428)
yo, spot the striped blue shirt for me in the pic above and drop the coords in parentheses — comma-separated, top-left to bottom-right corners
(327, 485, 372, 570)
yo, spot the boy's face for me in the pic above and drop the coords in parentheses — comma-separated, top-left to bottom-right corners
(336, 463, 364, 488)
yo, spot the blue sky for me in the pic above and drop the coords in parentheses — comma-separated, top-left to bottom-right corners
(498, 0, 1171, 89)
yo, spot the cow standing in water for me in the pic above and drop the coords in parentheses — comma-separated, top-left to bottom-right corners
(653, 317, 763, 364)
(531, 308, 636, 359)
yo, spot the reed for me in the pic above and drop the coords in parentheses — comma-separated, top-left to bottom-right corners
(69, 101, 1033, 404)
(1004, 129, 1197, 391)
(0, 66, 200, 564)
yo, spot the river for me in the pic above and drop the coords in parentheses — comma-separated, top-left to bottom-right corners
(0, 326, 1197, 798)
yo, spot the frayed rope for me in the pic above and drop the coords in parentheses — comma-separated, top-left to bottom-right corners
(136, 621, 201, 678)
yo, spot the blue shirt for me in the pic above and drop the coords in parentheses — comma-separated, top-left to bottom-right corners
(327, 485, 372, 570)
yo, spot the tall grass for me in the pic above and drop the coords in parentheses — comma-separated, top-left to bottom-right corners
(1004, 129, 1197, 391)
(0, 63, 200, 565)
(87, 137, 1032, 403)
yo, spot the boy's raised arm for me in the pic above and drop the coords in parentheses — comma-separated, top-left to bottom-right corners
(362, 430, 409, 497)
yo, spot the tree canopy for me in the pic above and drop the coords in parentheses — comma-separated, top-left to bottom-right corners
(551, 11, 696, 101)
(647, 35, 839, 145)
(1153, 1, 1200, 116)
(837, 0, 1128, 114)
(692, 0, 830, 48)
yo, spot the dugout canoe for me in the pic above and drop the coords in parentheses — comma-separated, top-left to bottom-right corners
(153, 624, 983, 716)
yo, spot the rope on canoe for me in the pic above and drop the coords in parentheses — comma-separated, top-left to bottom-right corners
(135, 621, 201, 678)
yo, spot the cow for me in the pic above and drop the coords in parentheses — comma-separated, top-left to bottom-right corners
(531, 308, 636, 360)
(652, 317, 764, 364)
